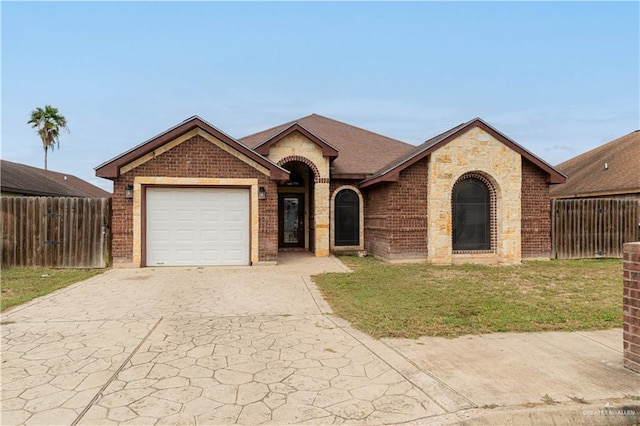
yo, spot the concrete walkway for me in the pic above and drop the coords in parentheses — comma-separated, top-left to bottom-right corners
(1, 253, 639, 425)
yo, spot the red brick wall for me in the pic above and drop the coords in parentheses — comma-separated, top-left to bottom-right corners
(363, 182, 390, 258)
(624, 242, 640, 373)
(521, 158, 552, 258)
(112, 135, 278, 264)
(363, 159, 429, 260)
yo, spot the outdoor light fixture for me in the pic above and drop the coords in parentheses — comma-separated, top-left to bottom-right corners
(258, 186, 267, 200)
(125, 184, 134, 200)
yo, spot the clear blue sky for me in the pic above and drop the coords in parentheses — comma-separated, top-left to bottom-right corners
(2, 1, 638, 192)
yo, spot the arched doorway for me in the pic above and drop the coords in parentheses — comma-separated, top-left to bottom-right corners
(278, 160, 316, 251)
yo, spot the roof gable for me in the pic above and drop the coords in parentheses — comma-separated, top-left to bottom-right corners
(1, 160, 111, 198)
(361, 118, 567, 188)
(549, 130, 640, 198)
(254, 122, 339, 158)
(95, 116, 289, 180)
(241, 114, 415, 176)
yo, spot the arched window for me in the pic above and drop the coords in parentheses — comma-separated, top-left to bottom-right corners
(453, 178, 491, 250)
(335, 189, 360, 246)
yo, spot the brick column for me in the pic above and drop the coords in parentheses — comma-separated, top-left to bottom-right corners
(623, 242, 640, 373)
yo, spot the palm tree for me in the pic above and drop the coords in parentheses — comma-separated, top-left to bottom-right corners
(28, 105, 69, 170)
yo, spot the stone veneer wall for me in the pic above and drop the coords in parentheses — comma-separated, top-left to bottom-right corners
(624, 242, 640, 373)
(426, 127, 522, 265)
(521, 158, 552, 259)
(112, 135, 278, 266)
(264, 132, 330, 257)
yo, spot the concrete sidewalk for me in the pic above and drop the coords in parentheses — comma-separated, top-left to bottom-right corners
(1, 253, 639, 425)
(382, 329, 640, 424)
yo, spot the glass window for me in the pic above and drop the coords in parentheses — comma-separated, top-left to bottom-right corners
(453, 179, 490, 250)
(335, 189, 360, 246)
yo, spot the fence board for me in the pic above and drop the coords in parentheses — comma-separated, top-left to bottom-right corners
(552, 198, 640, 259)
(1, 197, 111, 268)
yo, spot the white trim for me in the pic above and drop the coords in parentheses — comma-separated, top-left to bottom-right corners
(132, 177, 259, 267)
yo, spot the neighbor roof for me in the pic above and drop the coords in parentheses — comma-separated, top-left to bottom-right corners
(361, 117, 567, 187)
(240, 114, 415, 177)
(1, 160, 111, 198)
(549, 130, 640, 198)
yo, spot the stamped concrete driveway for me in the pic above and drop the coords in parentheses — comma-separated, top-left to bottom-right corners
(1, 254, 471, 425)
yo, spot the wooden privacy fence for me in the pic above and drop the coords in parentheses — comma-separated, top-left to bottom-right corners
(552, 198, 640, 259)
(1, 197, 111, 268)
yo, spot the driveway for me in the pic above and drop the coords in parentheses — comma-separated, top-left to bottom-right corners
(2, 253, 639, 425)
(1, 254, 469, 425)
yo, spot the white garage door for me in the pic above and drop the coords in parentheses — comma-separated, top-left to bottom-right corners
(146, 187, 250, 266)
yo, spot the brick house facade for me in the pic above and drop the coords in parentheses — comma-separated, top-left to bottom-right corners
(96, 114, 565, 267)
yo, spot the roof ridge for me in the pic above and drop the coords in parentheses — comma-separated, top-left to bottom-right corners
(239, 114, 315, 141)
(304, 113, 414, 147)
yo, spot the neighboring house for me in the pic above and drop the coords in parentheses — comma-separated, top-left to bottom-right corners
(95, 114, 565, 267)
(1, 159, 111, 198)
(549, 130, 640, 200)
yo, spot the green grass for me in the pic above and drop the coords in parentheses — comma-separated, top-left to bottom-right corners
(313, 256, 623, 338)
(1, 268, 103, 312)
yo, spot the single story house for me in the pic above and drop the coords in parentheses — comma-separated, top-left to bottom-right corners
(550, 130, 640, 200)
(95, 114, 565, 267)
(1, 159, 111, 198)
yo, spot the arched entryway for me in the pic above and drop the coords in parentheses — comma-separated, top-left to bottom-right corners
(278, 159, 317, 252)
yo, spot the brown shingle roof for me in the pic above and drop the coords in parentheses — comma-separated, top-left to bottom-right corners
(1, 160, 111, 198)
(549, 130, 640, 198)
(240, 114, 415, 176)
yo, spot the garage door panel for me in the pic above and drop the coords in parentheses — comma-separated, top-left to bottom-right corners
(225, 230, 245, 243)
(150, 230, 170, 242)
(201, 230, 221, 243)
(201, 210, 220, 221)
(225, 212, 245, 222)
(176, 250, 196, 261)
(176, 210, 195, 221)
(202, 249, 221, 261)
(224, 250, 245, 262)
(176, 230, 194, 242)
(146, 187, 250, 266)
(150, 250, 170, 263)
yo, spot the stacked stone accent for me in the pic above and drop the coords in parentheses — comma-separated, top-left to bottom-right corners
(623, 242, 640, 373)
(426, 127, 522, 264)
(267, 133, 331, 257)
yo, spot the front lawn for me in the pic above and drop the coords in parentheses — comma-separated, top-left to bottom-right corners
(313, 257, 622, 338)
(1, 268, 103, 312)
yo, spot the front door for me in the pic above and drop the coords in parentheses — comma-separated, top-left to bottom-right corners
(279, 193, 305, 248)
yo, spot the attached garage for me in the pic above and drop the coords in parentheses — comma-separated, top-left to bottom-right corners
(146, 187, 250, 266)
